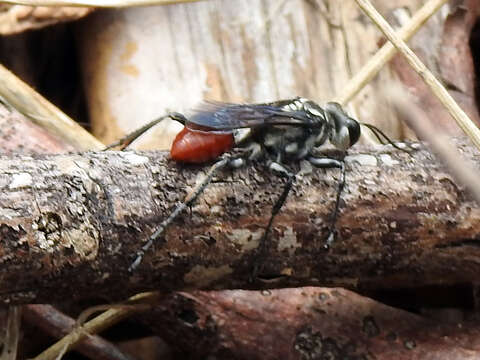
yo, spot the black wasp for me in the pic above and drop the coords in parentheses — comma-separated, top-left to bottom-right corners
(106, 97, 406, 273)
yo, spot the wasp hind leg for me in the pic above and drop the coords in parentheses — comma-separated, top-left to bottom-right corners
(307, 156, 346, 248)
(251, 161, 296, 281)
(129, 156, 232, 272)
(103, 112, 187, 151)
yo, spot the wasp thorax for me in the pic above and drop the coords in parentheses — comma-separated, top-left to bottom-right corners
(346, 119, 361, 146)
(303, 101, 324, 118)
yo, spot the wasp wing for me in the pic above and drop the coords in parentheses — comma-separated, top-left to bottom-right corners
(186, 102, 319, 132)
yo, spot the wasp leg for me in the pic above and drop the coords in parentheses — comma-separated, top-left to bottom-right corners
(246, 142, 262, 161)
(251, 161, 295, 280)
(307, 156, 345, 247)
(129, 156, 231, 272)
(103, 112, 187, 151)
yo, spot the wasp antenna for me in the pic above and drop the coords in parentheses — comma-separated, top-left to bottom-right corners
(360, 123, 385, 144)
(360, 123, 412, 154)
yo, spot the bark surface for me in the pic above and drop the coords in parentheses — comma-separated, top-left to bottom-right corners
(147, 288, 480, 360)
(0, 139, 478, 304)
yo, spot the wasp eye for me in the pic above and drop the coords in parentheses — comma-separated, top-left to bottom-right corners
(347, 119, 361, 146)
(324, 102, 361, 149)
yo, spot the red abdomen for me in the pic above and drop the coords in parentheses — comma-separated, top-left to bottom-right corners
(170, 127, 234, 163)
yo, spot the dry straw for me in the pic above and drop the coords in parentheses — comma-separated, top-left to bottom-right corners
(335, 0, 449, 105)
(32, 292, 161, 360)
(0, 64, 103, 150)
(355, 0, 480, 151)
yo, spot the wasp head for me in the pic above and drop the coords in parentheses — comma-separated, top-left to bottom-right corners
(324, 102, 360, 150)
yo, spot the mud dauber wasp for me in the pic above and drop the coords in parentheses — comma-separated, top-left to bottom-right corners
(106, 97, 408, 274)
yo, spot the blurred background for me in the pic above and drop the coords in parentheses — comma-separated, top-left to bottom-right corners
(2, 0, 479, 153)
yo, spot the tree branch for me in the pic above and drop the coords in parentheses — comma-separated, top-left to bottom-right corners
(145, 288, 480, 360)
(0, 139, 478, 304)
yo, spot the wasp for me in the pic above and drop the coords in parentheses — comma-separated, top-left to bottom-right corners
(106, 98, 407, 274)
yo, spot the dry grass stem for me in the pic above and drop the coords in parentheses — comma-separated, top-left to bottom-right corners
(0, 64, 103, 150)
(335, 0, 448, 105)
(354, 0, 480, 151)
(392, 91, 480, 205)
(32, 292, 161, 360)
(1, 306, 21, 360)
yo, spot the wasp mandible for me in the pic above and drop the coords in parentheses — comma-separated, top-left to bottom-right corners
(106, 98, 407, 273)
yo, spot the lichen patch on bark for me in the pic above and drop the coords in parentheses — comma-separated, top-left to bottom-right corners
(184, 265, 234, 287)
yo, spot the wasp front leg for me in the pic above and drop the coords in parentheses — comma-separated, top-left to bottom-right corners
(307, 156, 346, 247)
